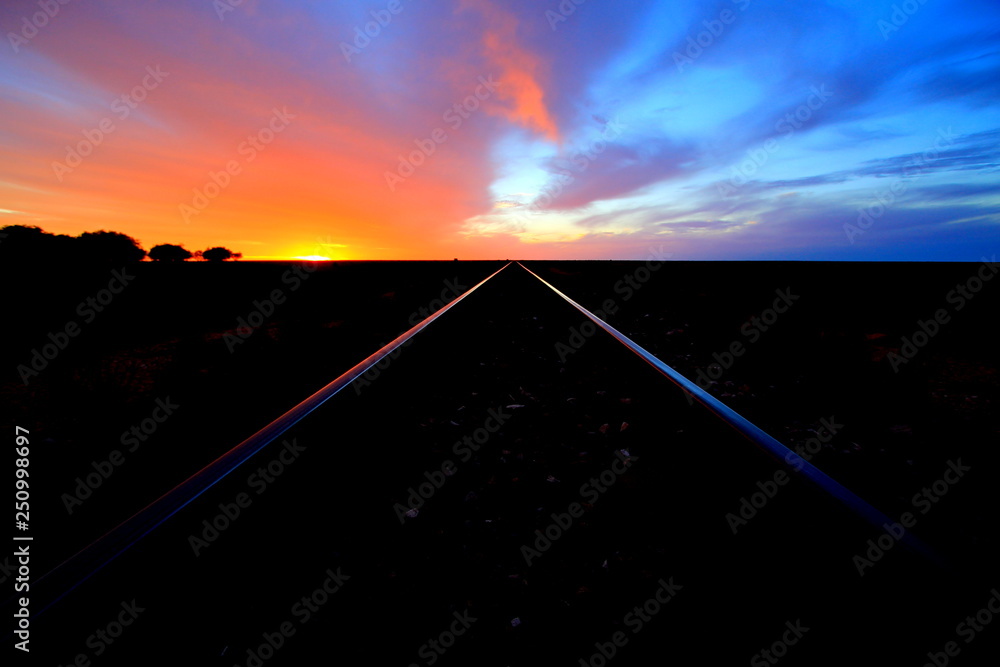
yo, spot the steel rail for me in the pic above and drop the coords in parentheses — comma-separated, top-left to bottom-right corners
(15, 261, 512, 619)
(518, 261, 948, 570)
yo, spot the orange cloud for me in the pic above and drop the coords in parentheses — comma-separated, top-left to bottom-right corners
(0, 2, 574, 260)
(460, 0, 560, 142)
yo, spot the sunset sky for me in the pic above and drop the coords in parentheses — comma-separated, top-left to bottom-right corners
(1, 0, 997, 260)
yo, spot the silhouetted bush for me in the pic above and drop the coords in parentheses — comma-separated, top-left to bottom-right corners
(199, 247, 240, 262)
(149, 244, 193, 262)
(77, 230, 146, 265)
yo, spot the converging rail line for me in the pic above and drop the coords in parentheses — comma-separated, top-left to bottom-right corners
(9, 259, 948, 632)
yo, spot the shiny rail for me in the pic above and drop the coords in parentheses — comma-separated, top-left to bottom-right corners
(518, 261, 948, 570)
(18, 262, 512, 618)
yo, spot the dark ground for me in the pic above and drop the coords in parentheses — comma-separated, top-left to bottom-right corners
(3, 260, 999, 665)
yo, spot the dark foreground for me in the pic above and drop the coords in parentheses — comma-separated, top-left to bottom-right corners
(3, 260, 999, 665)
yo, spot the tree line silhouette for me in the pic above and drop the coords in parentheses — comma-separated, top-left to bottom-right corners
(0, 225, 240, 265)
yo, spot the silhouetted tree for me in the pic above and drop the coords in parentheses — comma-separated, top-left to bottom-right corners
(1, 225, 40, 265)
(200, 246, 238, 262)
(0, 225, 82, 265)
(77, 230, 146, 265)
(0, 224, 44, 241)
(0, 225, 45, 256)
(148, 244, 192, 262)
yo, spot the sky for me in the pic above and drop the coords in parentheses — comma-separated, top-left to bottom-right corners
(0, 0, 997, 260)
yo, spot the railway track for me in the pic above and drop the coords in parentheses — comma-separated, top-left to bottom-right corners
(6, 262, 992, 665)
